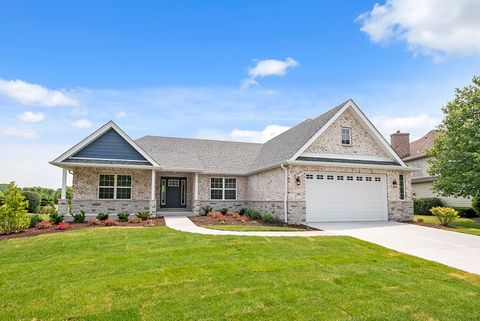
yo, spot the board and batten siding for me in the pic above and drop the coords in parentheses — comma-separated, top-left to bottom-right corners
(72, 128, 148, 161)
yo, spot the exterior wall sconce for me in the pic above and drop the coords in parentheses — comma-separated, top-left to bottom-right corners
(295, 176, 301, 185)
(392, 179, 398, 188)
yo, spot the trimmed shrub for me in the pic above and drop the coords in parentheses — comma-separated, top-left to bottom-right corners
(249, 210, 262, 220)
(72, 210, 86, 223)
(49, 212, 64, 225)
(103, 219, 118, 226)
(57, 221, 71, 230)
(21, 191, 41, 214)
(219, 208, 228, 215)
(35, 221, 52, 229)
(452, 207, 477, 218)
(416, 217, 424, 222)
(136, 211, 151, 220)
(472, 197, 480, 216)
(414, 198, 443, 216)
(201, 206, 212, 215)
(262, 213, 274, 223)
(96, 212, 109, 221)
(239, 208, 247, 215)
(117, 212, 130, 222)
(40, 205, 57, 215)
(0, 182, 30, 234)
(29, 214, 43, 228)
(430, 207, 459, 226)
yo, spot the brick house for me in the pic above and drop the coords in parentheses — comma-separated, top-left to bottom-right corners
(51, 99, 413, 224)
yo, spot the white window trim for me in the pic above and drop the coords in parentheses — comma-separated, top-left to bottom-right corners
(98, 173, 132, 200)
(341, 127, 352, 146)
(210, 177, 237, 200)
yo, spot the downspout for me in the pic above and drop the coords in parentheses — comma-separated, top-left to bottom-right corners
(280, 163, 288, 223)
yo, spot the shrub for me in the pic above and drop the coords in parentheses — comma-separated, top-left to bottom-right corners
(236, 214, 248, 222)
(219, 208, 228, 215)
(136, 211, 151, 220)
(201, 206, 213, 215)
(117, 211, 130, 222)
(416, 217, 424, 222)
(430, 207, 459, 226)
(103, 219, 118, 226)
(96, 212, 109, 221)
(21, 191, 41, 214)
(49, 212, 64, 225)
(29, 214, 43, 228)
(40, 205, 57, 215)
(129, 218, 142, 224)
(414, 198, 443, 216)
(88, 219, 102, 226)
(472, 197, 480, 216)
(249, 210, 262, 220)
(239, 208, 247, 215)
(57, 221, 71, 230)
(35, 221, 52, 229)
(72, 210, 86, 223)
(452, 207, 477, 218)
(0, 182, 30, 234)
(0, 191, 4, 206)
(262, 213, 274, 223)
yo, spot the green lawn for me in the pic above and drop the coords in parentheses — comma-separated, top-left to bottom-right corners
(202, 224, 304, 231)
(415, 215, 480, 236)
(1, 227, 479, 321)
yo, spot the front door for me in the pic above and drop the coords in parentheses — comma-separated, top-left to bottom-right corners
(160, 177, 187, 208)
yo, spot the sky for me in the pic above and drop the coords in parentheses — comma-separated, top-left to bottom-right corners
(0, 0, 479, 188)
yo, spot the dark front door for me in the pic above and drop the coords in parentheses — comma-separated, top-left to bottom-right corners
(161, 177, 187, 208)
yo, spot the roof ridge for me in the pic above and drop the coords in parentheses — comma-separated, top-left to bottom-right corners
(136, 135, 263, 145)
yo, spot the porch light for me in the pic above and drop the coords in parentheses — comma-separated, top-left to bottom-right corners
(392, 179, 398, 188)
(295, 176, 301, 186)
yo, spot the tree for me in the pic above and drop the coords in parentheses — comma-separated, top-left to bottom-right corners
(53, 186, 73, 204)
(0, 191, 4, 206)
(428, 76, 480, 199)
(21, 191, 41, 213)
(0, 182, 29, 234)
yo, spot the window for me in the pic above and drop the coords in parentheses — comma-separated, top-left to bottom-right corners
(306, 174, 314, 179)
(375, 177, 381, 182)
(327, 175, 334, 180)
(356, 176, 363, 181)
(341, 127, 351, 145)
(99, 174, 131, 199)
(160, 179, 166, 205)
(180, 179, 186, 205)
(366, 177, 372, 182)
(168, 179, 179, 187)
(211, 177, 236, 200)
(399, 174, 405, 200)
(337, 176, 344, 180)
(317, 174, 324, 180)
(347, 176, 354, 181)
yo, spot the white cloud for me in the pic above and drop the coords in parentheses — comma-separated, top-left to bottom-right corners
(229, 125, 290, 143)
(71, 119, 92, 128)
(371, 113, 440, 141)
(0, 78, 79, 106)
(18, 111, 45, 122)
(1, 127, 38, 139)
(356, 0, 480, 60)
(116, 111, 127, 119)
(241, 57, 299, 88)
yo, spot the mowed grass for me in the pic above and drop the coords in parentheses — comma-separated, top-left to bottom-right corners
(1, 227, 479, 321)
(202, 224, 304, 231)
(415, 215, 480, 236)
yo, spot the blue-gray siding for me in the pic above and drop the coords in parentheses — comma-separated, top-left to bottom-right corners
(72, 128, 149, 162)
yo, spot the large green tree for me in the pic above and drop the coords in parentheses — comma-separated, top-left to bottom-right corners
(0, 182, 29, 234)
(428, 76, 480, 198)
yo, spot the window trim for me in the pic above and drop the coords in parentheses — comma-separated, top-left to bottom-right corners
(399, 174, 405, 200)
(98, 173, 132, 200)
(341, 127, 352, 145)
(210, 177, 237, 200)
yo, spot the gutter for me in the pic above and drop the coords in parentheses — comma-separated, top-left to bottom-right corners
(280, 163, 288, 223)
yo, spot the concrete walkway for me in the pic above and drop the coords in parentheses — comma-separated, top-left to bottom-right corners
(164, 216, 333, 237)
(309, 221, 480, 275)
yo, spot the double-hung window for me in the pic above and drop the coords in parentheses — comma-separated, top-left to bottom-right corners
(210, 177, 237, 200)
(341, 127, 351, 145)
(99, 174, 132, 199)
(399, 174, 405, 200)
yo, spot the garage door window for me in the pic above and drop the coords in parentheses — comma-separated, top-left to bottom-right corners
(347, 176, 353, 181)
(356, 176, 363, 181)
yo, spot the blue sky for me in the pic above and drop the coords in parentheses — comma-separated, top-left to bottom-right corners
(0, 0, 479, 187)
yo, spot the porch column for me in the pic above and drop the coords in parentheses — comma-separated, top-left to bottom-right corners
(58, 168, 69, 215)
(149, 170, 157, 216)
(151, 170, 156, 200)
(194, 173, 199, 201)
(193, 172, 199, 215)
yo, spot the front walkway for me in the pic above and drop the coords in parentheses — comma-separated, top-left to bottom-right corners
(164, 216, 333, 237)
(309, 221, 480, 275)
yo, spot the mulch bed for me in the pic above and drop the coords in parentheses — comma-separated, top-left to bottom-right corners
(190, 213, 318, 231)
(0, 218, 165, 241)
(411, 221, 464, 233)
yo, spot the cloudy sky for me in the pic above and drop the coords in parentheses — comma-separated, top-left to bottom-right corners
(1, 0, 479, 187)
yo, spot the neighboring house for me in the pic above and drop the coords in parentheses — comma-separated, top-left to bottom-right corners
(51, 99, 413, 224)
(390, 129, 470, 207)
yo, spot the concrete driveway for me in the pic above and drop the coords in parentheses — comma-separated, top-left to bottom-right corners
(308, 221, 480, 275)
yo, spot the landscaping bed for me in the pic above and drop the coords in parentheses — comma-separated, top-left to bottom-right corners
(413, 215, 480, 236)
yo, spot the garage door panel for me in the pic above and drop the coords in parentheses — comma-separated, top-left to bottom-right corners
(306, 173, 387, 222)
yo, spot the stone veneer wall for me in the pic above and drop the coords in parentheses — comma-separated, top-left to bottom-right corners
(71, 200, 150, 215)
(305, 109, 389, 158)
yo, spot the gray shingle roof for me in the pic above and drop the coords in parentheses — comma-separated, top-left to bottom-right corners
(135, 100, 348, 174)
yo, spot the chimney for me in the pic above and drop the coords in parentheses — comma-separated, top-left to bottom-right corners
(390, 130, 410, 158)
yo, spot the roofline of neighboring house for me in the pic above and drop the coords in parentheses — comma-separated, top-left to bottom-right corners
(403, 154, 428, 162)
(412, 176, 436, 183)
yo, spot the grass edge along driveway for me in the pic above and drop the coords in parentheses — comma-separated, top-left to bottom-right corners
(1, 227, 479, 321)
(414, 215, 480, 236)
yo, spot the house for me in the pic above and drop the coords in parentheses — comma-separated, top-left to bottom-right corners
(390, 129, 470, 207)
(51, 99, 413, 224)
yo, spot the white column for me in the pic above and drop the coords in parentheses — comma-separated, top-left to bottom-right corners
(61, 168, 67, 199)
(194, 172, 199, 201)
(151, 170, 156, 200)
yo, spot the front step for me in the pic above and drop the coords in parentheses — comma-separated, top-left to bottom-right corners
(157, 209, 195, 217)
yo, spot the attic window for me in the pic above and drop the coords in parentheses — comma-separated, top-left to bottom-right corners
(341, 127, 351, 145)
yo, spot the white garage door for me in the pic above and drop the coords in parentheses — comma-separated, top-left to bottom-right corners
(305, 172, 388, 222)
